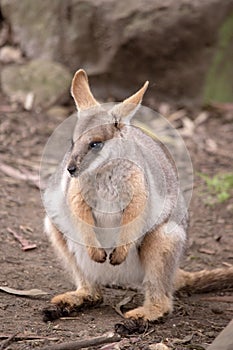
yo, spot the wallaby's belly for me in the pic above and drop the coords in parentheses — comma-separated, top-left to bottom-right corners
(68, 240, 144, 288)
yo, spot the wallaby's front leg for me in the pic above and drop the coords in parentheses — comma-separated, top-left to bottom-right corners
(125, 223, 185, 321)
(44, 216, 103, 315)
(67, 181, 107, 263)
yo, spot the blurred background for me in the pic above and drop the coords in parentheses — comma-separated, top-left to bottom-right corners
(0, 0, 232, 109)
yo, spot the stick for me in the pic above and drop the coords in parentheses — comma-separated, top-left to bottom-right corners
(0, 335, 59, 341)
(39, 332, 121, 350)
(0, 333, 17, 350)
(200, 295, 233, 303)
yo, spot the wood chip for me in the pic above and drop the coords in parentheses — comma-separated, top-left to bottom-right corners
(198, 248, 215, 255)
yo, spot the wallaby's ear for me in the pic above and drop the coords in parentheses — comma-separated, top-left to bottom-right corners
(71, 69, 99, 110)
(111, 81, 149, 122)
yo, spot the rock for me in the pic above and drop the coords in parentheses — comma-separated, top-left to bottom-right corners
(0, 45, 22, 63)
(1, 59, 72, 109)
(1, 0, 233, 105)
(207, 319, 233, 350)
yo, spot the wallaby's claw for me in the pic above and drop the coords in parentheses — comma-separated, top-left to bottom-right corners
(109, 246, 129, 265)
(87, 246, 107, 263)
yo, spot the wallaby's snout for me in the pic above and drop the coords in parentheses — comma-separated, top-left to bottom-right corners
(67, 162, 77, 177)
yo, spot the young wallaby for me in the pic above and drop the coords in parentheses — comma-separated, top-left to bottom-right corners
(44, 69, 233, 321)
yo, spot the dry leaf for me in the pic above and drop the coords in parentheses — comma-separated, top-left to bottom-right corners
(0, 286, 48, 297)
(7, 227, 37, 251)
(113, 294, 136, 318)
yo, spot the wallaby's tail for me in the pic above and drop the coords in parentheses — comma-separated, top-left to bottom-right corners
(175, 267, 233, 293)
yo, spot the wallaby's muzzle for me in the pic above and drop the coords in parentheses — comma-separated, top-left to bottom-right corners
(67, 163, 77, 177)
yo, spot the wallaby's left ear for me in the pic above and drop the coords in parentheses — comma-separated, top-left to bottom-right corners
(71, 69, 100, 110)
(111, 81, 149, 122)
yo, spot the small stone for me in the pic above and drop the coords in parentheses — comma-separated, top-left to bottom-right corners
(0, 45, 22, 63)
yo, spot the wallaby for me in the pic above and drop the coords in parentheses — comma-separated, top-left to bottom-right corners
(43, 69, 233, 321)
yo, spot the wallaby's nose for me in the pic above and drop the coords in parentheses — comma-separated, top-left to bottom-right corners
(67, 164, 77, 176)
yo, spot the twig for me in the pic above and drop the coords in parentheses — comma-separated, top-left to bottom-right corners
(200, 295, 233, 303)
(39, 332, 121, 350)
(0, 333, 17, 350)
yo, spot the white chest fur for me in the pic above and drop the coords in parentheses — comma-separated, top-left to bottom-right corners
(67, 239, 144, 289)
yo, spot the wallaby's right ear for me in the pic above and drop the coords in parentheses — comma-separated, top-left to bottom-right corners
(71, 69, 99, 110)
(110, 81, 149, 123)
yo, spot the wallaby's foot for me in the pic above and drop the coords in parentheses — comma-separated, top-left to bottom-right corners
(109, 245, 129, 265)
(51, 289, 103, 313)
(124, 297, 172, 321)
(87, 246, 107, 263)
(43, 288, 103, 322)
(51, 288, 103, 309)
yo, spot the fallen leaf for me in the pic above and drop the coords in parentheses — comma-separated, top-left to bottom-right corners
(180, 117, 195, 137)
(194, 111, 209, 126)
(113, 294, 136, 318)
(7, 227, 37, 251)
(173, 333, 194, 344)
(0, 286, 48, 297)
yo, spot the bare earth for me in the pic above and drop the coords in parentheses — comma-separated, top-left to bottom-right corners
(0, 95, 232, 350)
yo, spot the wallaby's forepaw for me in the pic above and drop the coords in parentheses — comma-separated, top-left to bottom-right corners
(87, 246, 107, 263)
(124, 302, 172, 321)
(109, 246, 129, 265)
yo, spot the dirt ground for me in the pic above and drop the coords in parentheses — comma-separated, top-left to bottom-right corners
(0, 94, 232, 350)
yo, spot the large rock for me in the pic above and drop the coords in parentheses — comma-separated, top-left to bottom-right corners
(1, 0, 233, 105)
(1, 59, 72, 109)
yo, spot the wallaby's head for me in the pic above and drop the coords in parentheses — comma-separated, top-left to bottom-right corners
(67, 69, 149, 177)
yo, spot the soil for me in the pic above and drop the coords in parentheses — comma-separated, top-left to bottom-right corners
(0, 94, 232, 350)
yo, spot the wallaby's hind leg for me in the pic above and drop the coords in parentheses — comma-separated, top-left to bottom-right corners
(44, 216, 103, 313)
(125, 223, 185, 321)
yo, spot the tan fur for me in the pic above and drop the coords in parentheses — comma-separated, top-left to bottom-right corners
(67, 178, 107, 263)
(111, 81, 149, 119)
(124, 224, 183, 320)
(110, 166, 148, 265)
(71, 69, 99, 110)
(175, 267, 233, 293)
(123, 81, 149, 106)
(46, 217, 102, 309)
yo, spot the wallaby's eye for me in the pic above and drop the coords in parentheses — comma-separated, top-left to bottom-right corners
(88, 141, 103, 151)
